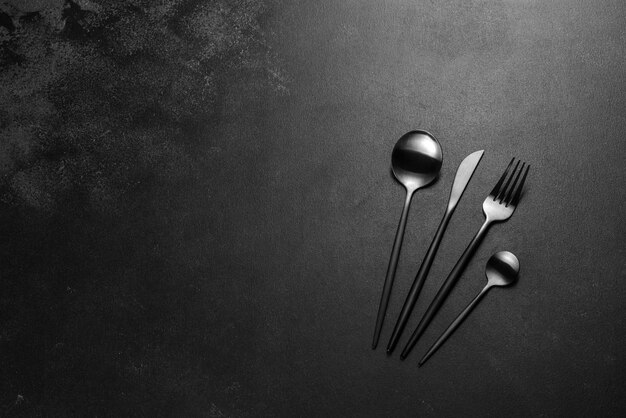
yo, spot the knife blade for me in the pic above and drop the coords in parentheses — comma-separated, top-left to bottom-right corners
(447, 149, 484, 211)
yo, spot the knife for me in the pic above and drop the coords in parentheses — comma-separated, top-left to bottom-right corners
(386, 150, 484, 354)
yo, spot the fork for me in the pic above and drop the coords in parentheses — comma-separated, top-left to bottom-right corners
(400, 158, 529, 360)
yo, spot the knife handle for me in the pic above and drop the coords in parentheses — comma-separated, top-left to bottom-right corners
(400, 218, 491, 359)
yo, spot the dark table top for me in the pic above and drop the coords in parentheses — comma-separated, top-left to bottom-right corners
(1, 0, 625, 416)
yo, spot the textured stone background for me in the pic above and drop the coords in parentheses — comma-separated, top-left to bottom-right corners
(0, 0, 287, 416)
(1, 0, 625, 417)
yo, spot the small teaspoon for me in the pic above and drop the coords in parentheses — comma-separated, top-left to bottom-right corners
(418, 251, 520, 366)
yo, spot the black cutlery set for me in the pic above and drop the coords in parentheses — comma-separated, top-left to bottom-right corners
(372, 130, 529, 366)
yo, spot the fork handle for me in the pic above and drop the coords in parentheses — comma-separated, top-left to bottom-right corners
(418, 284, 491, 366)
(400, 219, 491, 360)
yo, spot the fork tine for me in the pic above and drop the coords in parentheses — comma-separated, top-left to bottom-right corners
(508, 164, 530, 207)
(497, 159, 520, 202)
(490, 158, 514, 199)
(503, 162, 525, 205)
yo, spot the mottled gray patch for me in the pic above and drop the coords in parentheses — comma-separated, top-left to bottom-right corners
(0, 0, 286, 215)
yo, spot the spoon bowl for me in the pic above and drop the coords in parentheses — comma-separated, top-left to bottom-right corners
(486, 251, 520, 288)
(391, 130, 443, 191)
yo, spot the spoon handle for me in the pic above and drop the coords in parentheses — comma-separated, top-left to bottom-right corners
(400, 218, 491, 359)
(386, 209, 452, 353)
(418, 284, 490, 366)
(372, 189, 414, 349)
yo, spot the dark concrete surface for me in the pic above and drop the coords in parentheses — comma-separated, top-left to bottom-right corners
(1, 0, 625, 416)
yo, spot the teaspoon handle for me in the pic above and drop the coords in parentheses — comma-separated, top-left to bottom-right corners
(386, 209, 453, 353)
(400, 219, 491, 359)
(418, 284, 491, 366)
(372, 189, 414, 349)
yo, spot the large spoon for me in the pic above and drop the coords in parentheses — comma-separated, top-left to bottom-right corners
(418, 251, 520, 366)
(372, 130, 443, 349)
